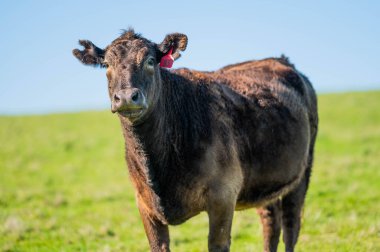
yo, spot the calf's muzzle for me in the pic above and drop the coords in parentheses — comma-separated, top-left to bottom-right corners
(111, 88, 146, 114)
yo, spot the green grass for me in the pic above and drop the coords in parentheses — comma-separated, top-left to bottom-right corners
(1, 91, 379, 251)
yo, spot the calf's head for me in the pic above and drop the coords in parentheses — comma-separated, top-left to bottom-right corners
(72, 29, 187, 123)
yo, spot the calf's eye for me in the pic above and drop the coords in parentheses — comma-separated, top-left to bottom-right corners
(147, 58, 155, 67)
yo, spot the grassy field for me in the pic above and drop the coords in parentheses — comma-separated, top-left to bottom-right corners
(1, 91, 379, 251)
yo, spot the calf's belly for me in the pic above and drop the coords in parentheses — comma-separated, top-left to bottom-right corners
(236, 143, 309, 208)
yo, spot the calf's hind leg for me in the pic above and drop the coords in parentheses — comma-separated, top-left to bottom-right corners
(281, 169, 311, 252)
(257, 200, 282, 252)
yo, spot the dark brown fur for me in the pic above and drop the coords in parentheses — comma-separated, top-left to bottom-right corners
(73, 29, 318, 252)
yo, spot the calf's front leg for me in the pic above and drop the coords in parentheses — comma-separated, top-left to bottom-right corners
(206, 191, 236, 252)
(138, 203, 170, 252)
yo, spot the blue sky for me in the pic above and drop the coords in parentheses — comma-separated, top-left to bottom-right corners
(0, 1, 379, 114)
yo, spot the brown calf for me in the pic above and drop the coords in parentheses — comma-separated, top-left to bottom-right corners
(73, 29, 318, 252)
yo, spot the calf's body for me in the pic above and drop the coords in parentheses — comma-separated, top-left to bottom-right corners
(73, 30, 318, 252)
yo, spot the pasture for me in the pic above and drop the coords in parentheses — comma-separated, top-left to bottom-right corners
(1, 91, 379, 251)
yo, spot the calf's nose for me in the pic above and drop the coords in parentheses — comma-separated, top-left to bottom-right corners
(111, 88, 145, 113)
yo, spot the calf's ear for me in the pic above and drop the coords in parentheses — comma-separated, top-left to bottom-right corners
(158, 33, 188, 60)
(72, 40, 105, 67)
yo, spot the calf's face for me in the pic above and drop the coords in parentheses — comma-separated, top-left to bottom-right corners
(104, 39, 158, 121)
(72, 30, 187, 123)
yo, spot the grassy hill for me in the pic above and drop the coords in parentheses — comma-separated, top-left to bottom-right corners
(1, 91, 379, 252)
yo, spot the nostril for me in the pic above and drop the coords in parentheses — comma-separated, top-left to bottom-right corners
(114, 94, 121, 103)
(131, 91, 139, 102)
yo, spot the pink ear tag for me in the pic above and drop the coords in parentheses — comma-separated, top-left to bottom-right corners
(160, 47, 174, 68)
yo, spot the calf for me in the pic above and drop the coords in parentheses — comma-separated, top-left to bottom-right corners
(73, 29, 318, 252)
